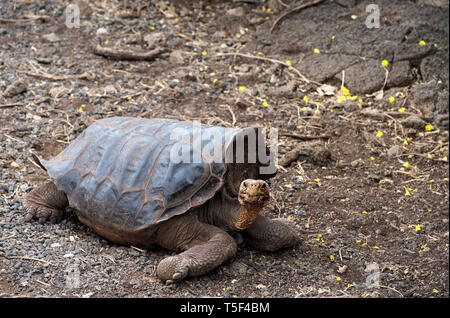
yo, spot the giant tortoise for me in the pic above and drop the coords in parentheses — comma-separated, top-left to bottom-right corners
(25, 117, 299, 282)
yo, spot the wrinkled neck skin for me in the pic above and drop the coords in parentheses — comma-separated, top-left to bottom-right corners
(196, 187, 242, 233)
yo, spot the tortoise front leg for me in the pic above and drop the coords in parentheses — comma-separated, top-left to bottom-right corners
(244, 215, 300, 252)
(154, 215, 237, 282)
(24, 181, 68, 223)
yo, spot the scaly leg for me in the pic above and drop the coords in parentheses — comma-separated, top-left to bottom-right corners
(24, 181, 68, 223)
(155, 215, 237, 282)
(245, 215, 300, 251)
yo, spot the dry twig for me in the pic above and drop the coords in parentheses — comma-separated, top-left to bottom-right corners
(217, 52, 320, 85)
(281, 132, 331, 140)
(270, 0, 325, 34)
(0, 103, 24, 108)
(92, 45, 167, 61)
(22, 71, 91, 81)
(0, 14, 49, 23)
(7, 256, 54, 266)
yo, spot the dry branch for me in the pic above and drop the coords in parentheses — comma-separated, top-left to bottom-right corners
(0, 103, 24, 108)
(270, 0, 325, 34)
(0, 14, 50, 23)
(22, 71, 91, 81)
(281, 132, 331, 140)
(92, 45, 167, 61)
(217, 52, 320, 85)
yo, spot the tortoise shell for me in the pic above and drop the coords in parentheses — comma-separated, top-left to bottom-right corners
(42, 117, 273, 232)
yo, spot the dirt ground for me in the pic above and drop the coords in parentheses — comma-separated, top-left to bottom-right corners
(0, 0, 448, 298)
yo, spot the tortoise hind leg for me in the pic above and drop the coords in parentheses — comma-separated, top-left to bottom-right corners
(154, 215, 237, 282)
(24, 181, 68, 223)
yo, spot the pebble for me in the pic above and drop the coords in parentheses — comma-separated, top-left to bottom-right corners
(227, 7, 244, 17)
(255, 284, 268, 290)
(96, 27, 108, 35)
(2, 79, 27, 98)
(42, 33, 60, 42)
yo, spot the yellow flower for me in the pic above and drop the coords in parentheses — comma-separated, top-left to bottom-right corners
(442, 156, 448, 162)
(238, 86, 246, 92)
(285, 60, 291, 66)
(341, 86, 350, 96)
(427, 153, 434, 159)
(77, 107, 84, 113)
(202, 51, 207, 56)
(351, 15, 358, 19)
(212, 78, 218, 84)
(262, 100, 269, 107)
(329, 255, 335, 260)
(331, 35, 335, 40)
(381, 59, 389, 67)
(336, 277, 342, 282)
(362, 210, 368, 214)
(433, 289, 439, 293)
(370, 157, 375, 161)
(303, 96, 309, 103)
(389, 96, 395, 103)
(149, 26, 155, 31)
(376, 131, 383, 138)
(403, 140, 409, 145)
(404, 186, 412, 196)
(337, 96, 346, 103)
(425, 124, 432, 131)
(266, 8, 271, 13)
(415, 225, 421, 232)
(104, 39, 109, 45)
(313, 48, 320, 54)
(398, 107, 405, 112)
(419, 40, 427, 46)
(257, 52, 264, 56)
(356, 240, 362, 243)
(403, 161, 410, 168)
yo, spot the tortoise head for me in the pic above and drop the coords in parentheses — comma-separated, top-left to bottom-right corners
(235, 179, 270, 230)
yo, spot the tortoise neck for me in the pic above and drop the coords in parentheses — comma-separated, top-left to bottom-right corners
(197, 188, 241, 232)
(235, 205, 261, 230)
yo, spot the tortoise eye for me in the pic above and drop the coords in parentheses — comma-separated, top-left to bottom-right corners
(260, 183, 267, 189)
(242, 181, 248, 188)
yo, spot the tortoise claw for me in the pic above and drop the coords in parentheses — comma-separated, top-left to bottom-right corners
(157, 255, 190, 282)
